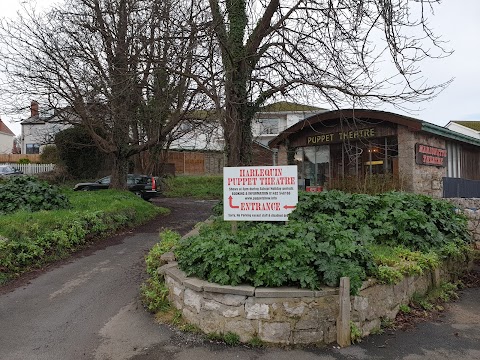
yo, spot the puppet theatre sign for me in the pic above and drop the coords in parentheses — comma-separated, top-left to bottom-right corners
(223, 166, 298, 221)
(415, 143, 447, 167)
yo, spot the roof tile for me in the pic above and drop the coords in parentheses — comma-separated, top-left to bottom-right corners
(0, 119, 15, 136)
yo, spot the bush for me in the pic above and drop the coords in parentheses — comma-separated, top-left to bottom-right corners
(17, 158, 31, 164)
(0, 176, 70, 214)
(36, 166, 72, 185)
(290, 191, 470, 251)
(175, 191, 471, 294)
(145, 229, 180, 278)
(55, 126, 107, 178)
(40, 145, 60, 164)
(176, 217, 373, 294)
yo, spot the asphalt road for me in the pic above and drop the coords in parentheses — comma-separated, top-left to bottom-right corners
(1, 197, 479, 360)
(0, 197, 217, 360)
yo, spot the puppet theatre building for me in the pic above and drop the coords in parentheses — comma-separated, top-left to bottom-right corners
(268, 109, 480, 198)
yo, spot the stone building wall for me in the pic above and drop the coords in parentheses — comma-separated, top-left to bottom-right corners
(396, 125, 416, 192)
(397, 126, 447, 198)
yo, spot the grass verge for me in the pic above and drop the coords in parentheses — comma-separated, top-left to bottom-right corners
(163, 175, 222, 199)
(0, 189, 168, 285)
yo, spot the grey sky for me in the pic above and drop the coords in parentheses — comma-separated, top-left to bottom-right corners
(2, 0, 479, 136)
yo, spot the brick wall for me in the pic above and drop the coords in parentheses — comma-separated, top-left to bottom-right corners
(251, 143, 274, 166)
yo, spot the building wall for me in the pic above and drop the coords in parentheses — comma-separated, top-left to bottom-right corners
(254, 111, 323, 146)
(397, 126, 447, 198)
(251, 143, 274, 166)
(21, 122, 72, 154)
(276, 145, 289, 166)
(0, 133, 13, 154)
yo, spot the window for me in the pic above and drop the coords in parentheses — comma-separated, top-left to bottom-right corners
(259, 119, 279, 134)
(26, 143, 40, 154)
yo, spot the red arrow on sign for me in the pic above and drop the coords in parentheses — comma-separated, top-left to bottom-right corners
(283, 205, 296, 210)
(229, 195, 239, 208)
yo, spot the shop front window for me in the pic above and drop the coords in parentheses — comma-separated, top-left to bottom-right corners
(295, 146, 330, 189)
(292, 137, 399, 191)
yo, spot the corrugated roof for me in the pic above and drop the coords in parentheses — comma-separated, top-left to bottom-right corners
(0, 119, 15, 136)
(451, 121, 480, 131)
(260, 101, 324, 112)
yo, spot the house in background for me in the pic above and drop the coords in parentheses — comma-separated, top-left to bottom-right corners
(445, 121, 480, 140)
(18, 100, 325, 161)
(253, 102, 327, 146)
(0, 118, 15, 154)
(20, 101, 72, 154)
(169, 101, 327, 151)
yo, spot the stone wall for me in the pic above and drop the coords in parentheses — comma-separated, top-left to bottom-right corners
(351, 262, 464, 337)
(159, 258, 471, 345)
(397, 126, 447, 198)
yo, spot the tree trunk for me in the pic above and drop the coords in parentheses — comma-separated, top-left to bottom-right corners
(110, 152, 129, 190)
(224, 103, 253, 167)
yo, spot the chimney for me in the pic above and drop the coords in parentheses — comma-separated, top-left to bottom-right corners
(31, 100, 39, 117)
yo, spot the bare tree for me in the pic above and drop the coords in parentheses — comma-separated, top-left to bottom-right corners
(194, 0, 452, 166)
(0, 0, 203, 187)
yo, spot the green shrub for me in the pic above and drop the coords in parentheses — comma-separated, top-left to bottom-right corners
(17, 158, 31, 164)
(55, 126, 106, 178)
(175, 190, 471, 295)
(369, 245, 440, 283)
(141, 278, 170, 312)
(290, 191, 470, 251)
(0, 176, 70, 215)
(40, 145, 59, 164)
(176, 217, 373, 294)
(350, 321, 362, 343)
(224, 332, 240, 346)
(145, 229, 180, 278)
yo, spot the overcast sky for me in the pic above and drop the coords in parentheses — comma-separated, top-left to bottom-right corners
(2, 0, 479, 136)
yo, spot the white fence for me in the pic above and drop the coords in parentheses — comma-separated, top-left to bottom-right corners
(1, 163, 56, 175)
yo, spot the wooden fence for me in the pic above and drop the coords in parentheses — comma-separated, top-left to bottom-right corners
(0, 154, 41, 163)
(165, 144, 273, 175)
(0, 145, 272, 176)
(166, 151, 225, 175)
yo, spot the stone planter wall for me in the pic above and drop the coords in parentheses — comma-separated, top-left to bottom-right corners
(159, 258, 471, 345)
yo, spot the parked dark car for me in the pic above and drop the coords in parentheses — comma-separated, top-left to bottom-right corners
(73, 174, 159, 200)
(0, 165, 23, 177)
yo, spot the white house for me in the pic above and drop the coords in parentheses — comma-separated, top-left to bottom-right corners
(19, 100, 326, 154)
(253, 102, 327, 146)
(445, 121, 480, 139)
(21, 101, 72, 154)
(169, 101, 326, 151)
(0, 118, 15, 154)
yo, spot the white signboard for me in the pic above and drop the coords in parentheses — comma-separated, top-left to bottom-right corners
(223, 166, 298, 221)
